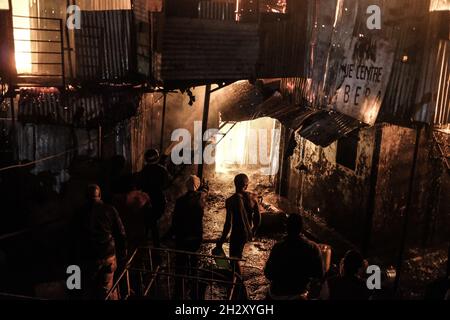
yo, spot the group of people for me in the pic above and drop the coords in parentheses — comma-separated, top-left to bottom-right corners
(71, 149, 169, 299)
(69, 149, 446, 301)
(169, 171, 376, 300)
(264, 214, 372, 300)
(168, 171, 373, 300)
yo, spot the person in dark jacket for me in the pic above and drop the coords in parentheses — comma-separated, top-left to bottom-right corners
(170, 175, 209, 299)
(325, 250, 371, 300)
(138, 149, 169, 247)
(216, 174, 261, 263)
(171, 175, 209, 250)
(264, 214, 324, 300)
(76, 184, 127, 300)
(216, 174, 261, 300)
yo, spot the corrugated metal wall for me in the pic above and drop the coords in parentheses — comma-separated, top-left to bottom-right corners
(18, 88, 141, 128)
(75, 0, 131, 11)
(280, 0, 447, 128)
(432, 40, 450, 126)
(198, 0, 236, 20)
(257, 11, 308, 78)
(377, 0, 431, 124)
(0, 10, 16, 82)
(75, 10, 133, 82)
(414, 10, 450, 126)
(155, 17, 259, 81)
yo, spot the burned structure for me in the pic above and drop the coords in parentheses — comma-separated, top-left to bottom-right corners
(0, 0, 448, 300)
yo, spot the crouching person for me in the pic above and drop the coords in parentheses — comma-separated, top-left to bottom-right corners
(323, 250, 371, 300)
(264, 214, 324, 300)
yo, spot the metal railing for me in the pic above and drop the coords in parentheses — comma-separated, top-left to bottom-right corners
(106, 246, 245, 300)
(13, 15, 65, 87)
(198, 1, 236, 21)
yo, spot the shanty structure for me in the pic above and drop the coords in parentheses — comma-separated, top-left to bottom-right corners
(0, 0, 448, 299)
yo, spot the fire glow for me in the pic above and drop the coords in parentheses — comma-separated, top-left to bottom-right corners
(215, 117, 281, 175)
(13, 0, 32, 74)
(429, 0, 450, 11)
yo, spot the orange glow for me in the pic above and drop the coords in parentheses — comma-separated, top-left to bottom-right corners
(12, 0, 32, 74)
(215, 117, 280, 174)
(429, 0, 450, 11)
(0, 0, 9, 10)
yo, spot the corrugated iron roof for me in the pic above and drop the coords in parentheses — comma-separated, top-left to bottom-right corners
(297, 110, 363, 147)
(220, 84, 364, 147)
(257, 95, 363, 147)
(18, 88, 140, 128)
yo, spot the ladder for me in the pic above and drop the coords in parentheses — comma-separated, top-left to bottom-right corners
(215, 121, 237, 146)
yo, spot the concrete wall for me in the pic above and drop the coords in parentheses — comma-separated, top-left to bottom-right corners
(284, 126, 376, 245)
(281, 123, 449, 260)
(372, 126, 449, 258)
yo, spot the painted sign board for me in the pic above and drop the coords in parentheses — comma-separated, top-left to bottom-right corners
(323, 0, 396, 125)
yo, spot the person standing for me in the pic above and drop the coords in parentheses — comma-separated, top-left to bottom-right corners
(138, 149, 169, 247)
(264, 214, 324, 300)
(170, 175, 209, 299)
(76, 184, 127, 300)
(216, 173, 261, 269)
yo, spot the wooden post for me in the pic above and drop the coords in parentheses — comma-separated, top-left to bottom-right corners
(10, 97, 18, 162)
(160, 93, 167, 152)
(394, 125, 423, 293)
(98, 124, 102, 160)
(198, 84, 211, 179)
(362, 124, 383, 256)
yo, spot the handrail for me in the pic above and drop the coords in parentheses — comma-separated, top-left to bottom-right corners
(106, 245, 246, 300)
(0, 292, 47, 300)
(146, 246, 245, 262)
(13, 15, 62, 22)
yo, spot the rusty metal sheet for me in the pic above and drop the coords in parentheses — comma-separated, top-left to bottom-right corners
(253, 95, 363, 147)
(322, 0, 396, 125)
(76, 0, 131, 11)
(297, 110, 363, 147)
(155, 17, 259, 82)
(218, 83, 363, 147)
(412, 12, 450, 126)
(75, 10, 133, 82)
(217, 81, 265, 121)
(18, 88, 140, 128)
(198, 1, 235, 21)
(134, 0, 162, 22)
(257, 12, 308, 78)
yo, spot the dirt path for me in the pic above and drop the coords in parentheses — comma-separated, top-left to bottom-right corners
(198, 170, 281, 300)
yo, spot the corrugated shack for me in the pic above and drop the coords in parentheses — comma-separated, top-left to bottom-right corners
(219, 0, 449, 261)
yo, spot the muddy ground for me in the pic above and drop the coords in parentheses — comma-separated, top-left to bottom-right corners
(170, 169, 449, 300)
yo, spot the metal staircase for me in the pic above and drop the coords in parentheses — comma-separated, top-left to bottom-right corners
(215, 121, 238, 146)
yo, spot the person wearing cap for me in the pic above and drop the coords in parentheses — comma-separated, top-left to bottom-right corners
(138, 148, 169, 247)
(170, 175, 209, 299)
(74, 184, 127, 299)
